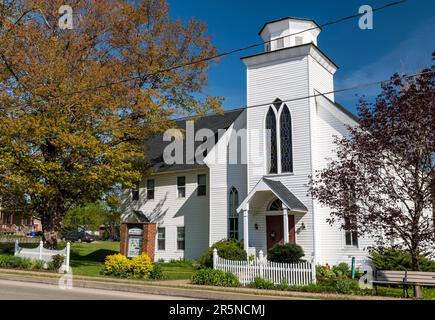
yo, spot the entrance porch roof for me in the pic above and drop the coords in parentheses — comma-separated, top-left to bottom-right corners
(237, 178, 308, 213)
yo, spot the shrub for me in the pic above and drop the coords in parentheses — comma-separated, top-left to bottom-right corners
(51, 254, 65, 270)
(150, 263, 165, 280)
(316, 264, 336, 279)
(332, 262, 351, 278)
(199, 239, 246, 268)
(369, 248, 435, 272)
(130, 253, 153, 279)
(104, 253, 132, 277)
(191, 269, 240, 287)
(335, 279, 360, 294)
(267, 244, 304, 263)
(47, 261, 57, 270)
(18, 257, 33, 269)
(249, 277, 275, 290)
(32, 260, 45, 270)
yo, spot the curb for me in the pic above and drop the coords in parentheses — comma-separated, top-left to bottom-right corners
(0, 269, 401, 300)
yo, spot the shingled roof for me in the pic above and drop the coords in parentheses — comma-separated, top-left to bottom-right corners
(146, 109, 245, 173)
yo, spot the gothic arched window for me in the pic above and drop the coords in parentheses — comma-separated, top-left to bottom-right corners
(266, 108, 278, 174)
(228, 187, 239, 240)
(280, 105, 293, 173)
(268, 198, 283, 211)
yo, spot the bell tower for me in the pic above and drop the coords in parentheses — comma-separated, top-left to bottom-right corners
(259, 17, 321, 51)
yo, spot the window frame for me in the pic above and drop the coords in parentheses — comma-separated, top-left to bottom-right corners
(280, 105, 293, 173)
(157, 227, 165, 251)
(197, 174, 207, 196)
(228, 187, 239, 240)
(343, 217, 359, 248)
(177, 176, 186, 198)
(177, 226, 185, 251)
(146, 179, 155, 200)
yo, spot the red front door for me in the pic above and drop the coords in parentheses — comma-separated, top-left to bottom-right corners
(266, 215, 295, 251)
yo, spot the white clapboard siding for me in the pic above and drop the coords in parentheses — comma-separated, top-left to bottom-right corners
(213, 249, 315, 286)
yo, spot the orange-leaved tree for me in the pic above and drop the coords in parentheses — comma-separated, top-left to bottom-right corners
(0, 0, 221, 248)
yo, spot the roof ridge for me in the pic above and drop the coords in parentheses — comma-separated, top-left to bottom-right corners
(174, 107, 245, 122)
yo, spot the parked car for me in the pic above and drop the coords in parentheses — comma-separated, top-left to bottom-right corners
(61, 231, 96, 243)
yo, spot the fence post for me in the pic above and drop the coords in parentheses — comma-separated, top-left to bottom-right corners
(14, 240, 19, 256)
(39, 240, 43, 260)
(213, 248, 218, 269)
(258, 250, 264, 278)
(311, 258, 317, 284)
(65, 242, 71, 273)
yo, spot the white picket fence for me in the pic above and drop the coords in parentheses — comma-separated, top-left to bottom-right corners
(213, 249, 316, 286)
(14, 240, 70, 273)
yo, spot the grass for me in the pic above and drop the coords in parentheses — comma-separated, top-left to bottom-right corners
(66, 241, 120, 277)
(0, 241, 196, 280)
(158, 259, 197, 280)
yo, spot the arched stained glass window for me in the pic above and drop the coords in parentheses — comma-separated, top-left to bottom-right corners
(280, 106, 293, 173)
(268, 198, 283, 211)
(266, 108, 278, 174)
(228, 187, 239, 240)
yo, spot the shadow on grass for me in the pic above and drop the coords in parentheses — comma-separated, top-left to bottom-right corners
(70, 249, 118, 263)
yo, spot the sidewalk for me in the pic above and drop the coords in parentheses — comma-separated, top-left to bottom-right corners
(0, 269, 400, 300)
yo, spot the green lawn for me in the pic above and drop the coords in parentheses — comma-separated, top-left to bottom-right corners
(66, 241, 195, 280)
(67, 241, 120, 277)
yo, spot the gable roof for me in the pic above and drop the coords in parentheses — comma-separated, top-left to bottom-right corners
(263, 178, 308, 212)
(237, 177, 308, 213)
(314, 91, 359, 124)
(146, 109, 244, 173)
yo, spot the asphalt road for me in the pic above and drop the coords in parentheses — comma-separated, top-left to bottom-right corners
(0, 279, 196, 300)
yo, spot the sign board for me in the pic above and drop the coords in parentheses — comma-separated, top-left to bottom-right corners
(127, 236, 142, 258)
(128, 228, 143, 236)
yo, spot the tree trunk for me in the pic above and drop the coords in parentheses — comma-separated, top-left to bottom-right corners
(41, 210, 64, 250)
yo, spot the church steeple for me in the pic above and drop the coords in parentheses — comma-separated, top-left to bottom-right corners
(259, 17, 321, 52)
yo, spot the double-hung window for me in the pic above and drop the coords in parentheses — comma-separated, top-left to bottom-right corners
(177, 176, 186, 198)
(177, 227, 185, 250)
(147, 179, 155, 200)
(157, 227, 165, 250)
(197, 174, 206, 196)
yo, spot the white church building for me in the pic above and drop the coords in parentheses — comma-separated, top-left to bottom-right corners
(120, 17, 374, 266)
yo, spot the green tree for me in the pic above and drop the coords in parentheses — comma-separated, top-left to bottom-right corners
(0, 0, 220, 248)
(63, 203, 106, 233)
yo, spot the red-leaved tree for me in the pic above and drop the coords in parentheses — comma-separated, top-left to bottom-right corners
(310, 64, 435, 272)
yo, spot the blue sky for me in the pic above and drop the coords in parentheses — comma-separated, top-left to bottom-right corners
(168, 0, 435, 115)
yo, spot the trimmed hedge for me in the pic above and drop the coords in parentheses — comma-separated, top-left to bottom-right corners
(191, 269, 240, 287)
(199, 239, 246, 268)
(267, 244, 304, 263)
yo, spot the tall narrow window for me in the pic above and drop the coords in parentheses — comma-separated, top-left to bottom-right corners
(147, 179, 155, 200)
(228, 187, 239, 240)
(197, 174, 206, 196)
(266, 108, 277, 174)
(280, 106, 293, 173)
(157, 227, 165, 250)
(177, 176, 186, 198)
(344, 217, 358, 247)
(177, 227, 185, 250)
